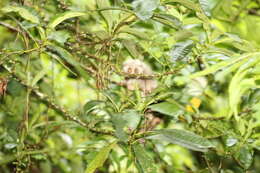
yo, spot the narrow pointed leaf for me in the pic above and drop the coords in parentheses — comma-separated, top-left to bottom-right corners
(31, 69, 47, 87)
(133, 144, 157, 173)
(85, 141, 117, 173)
(153, 14, 182, 29)
(119, 27, 149, 40)
(112, 110, 141, 142)
(96, 0, 113, 30)
(48, 11, 86, 29)
(198, 0, 211, 17)
(190, 53, 260, 78)
(165, 0, 199, 11)
(132, 0, 159, 20)
(234, 145, 253, 169)
(148, 102, 182, 118)
(46, 45, 89, 79)
(122, 40, 141, 58)
(149, 129, 214, 152)
(170, 40, 193, 61)
(1, 5, 39, 24)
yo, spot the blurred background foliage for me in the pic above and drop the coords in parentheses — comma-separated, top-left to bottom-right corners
(0, 0, 260, 172)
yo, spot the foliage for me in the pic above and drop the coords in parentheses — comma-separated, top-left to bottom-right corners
(0, 0, 260, 172)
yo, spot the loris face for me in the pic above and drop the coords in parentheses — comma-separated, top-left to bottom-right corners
(123, 59, 152, 75)
(122, 59, 157, 95)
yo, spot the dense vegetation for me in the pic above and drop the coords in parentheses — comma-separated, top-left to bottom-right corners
(1, 0, 260, 172)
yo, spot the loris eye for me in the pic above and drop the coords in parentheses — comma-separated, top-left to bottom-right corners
(127, 68, 133, 74)
(134, 68, 140, 74)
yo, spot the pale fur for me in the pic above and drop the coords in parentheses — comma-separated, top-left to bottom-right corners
(122, 59, 157, 94)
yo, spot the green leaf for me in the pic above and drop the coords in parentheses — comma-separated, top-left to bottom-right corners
(7, 80, 24, 96)
(122, 40, 141, 58)
(31, 69, 47, 87)
(186, 77, 208, 96)
(174, 30, 194, 41)
(149, 129, 214, 152)
(198, 0, 211, 17)
(37, 26, 46, 40)
(165, 0, 199, 11)
(121, 110, 141, 130)
(165, 0, 210, 25)
(215, 58, 249, 82)
(1, 5, 39, 24)
(48, 11, 86, 29)
(83, 100, 105, 114)
(47, 30, 71, 45)
(148, 102, 182, 118)
(119, 27, 149, 40)
(224, 136, 237, 147)
(112, 116, 128, 142)
(228, 70, 250, 118)
(96, 0, 114, 30)
(46, 45, 89, 80)
(153, 14, 182, 29)
(234, 145, 253, 169)
(85, 141, 117, 173)
(132, 0, 159, 20)
(133, 144, 157, 173)
(228, 57, 260, 118)
(190, 53, 260, 78)
(202, 121, 230, 138)
(170, 40, 193, 61)
(112, 110, 141, 142)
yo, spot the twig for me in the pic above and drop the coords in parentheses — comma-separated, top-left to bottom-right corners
(81, 65, 124, 86)
(112, 15, 136, 35)
(192, 108, 252, 121)
(192, 115, 225, 121)
(0, 21, 22, 33)
(0, 63, 114, 136)
(121, 67, 183, 79)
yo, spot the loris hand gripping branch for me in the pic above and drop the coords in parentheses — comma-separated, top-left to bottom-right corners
(122, 59, 157, 95)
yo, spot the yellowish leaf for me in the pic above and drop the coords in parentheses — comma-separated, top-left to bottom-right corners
(190, 97, 201, 109)
(186, 105, 194, 113)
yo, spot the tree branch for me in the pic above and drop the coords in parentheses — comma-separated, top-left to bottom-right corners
(0, 63, 114, 136)
(0, 21, 22, 33)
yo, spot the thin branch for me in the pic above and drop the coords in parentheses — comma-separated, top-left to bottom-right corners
(0, 21, 22, 33)
(192, 108, 252, 121)
(193, 116, 225, 121)
(120, 67, 183, 79)
(0, 63, 114, 136)
(93, 7, 135, 15)
(112, 15, 136, 35)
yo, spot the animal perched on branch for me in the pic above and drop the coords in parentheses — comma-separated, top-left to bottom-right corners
(122, 59, 157, 94)
(122, 59, 160, 132)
